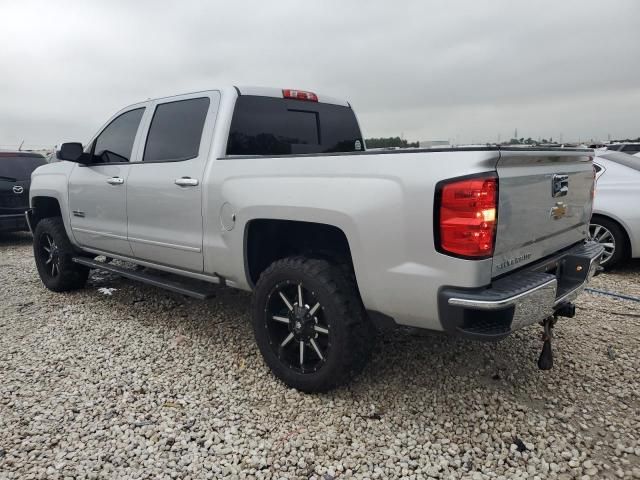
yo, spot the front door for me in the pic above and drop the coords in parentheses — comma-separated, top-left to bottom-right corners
(68, 106, 146, 256)
(126, 93, 219, 272)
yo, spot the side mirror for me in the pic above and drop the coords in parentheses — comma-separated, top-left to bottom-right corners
(57, 142, 85, 162)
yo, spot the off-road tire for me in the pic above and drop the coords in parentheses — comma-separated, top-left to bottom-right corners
(33, 217, 89, 292)
(252, 256, 374, 392)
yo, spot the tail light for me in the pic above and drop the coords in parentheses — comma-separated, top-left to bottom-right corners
(282, 89, 318, 102)
(436, 174, 498, 258)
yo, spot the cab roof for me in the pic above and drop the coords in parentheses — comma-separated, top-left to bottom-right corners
(235, 86, 350, 107)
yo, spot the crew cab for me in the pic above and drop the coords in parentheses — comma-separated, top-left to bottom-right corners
(27, 87, 603, 391)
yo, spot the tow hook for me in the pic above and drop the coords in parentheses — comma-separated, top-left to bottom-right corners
(555, 302, 576, 318)
(538, 316, 556, 370)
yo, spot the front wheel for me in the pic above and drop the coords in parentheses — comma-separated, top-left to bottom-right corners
(33, 217, 89, 292)
(252, 256, 373, 392)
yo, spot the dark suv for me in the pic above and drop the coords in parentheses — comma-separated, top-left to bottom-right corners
(0, 151, 46, 232)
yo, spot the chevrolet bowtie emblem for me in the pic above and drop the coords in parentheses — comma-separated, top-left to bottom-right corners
(550, 201, 568, 220)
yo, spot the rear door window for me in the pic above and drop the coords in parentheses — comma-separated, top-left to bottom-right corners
(0, 153, 46, 180)
(143, 97, 210, 162)
(93, 108, 145, 163)
(226, 96, 363, 156)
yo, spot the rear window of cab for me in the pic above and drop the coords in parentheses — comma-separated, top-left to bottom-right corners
(226, 96, 363, 156)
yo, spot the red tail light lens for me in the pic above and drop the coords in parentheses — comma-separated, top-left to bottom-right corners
(437, 174, 498, 258)
(282, 89, 318, 102)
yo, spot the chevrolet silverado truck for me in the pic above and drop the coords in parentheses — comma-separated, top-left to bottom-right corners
(27, 87, 603, 392)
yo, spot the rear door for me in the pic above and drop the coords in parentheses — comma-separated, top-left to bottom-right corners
(126, 92, 219, 272)
(493, 149, 594, 276)
(68, 106, 147, 256)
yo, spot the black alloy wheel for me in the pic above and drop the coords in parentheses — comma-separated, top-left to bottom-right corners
(264, 280, 330, 374)
(38, 232, 61, 278)
(33, 217, 89, 291)
(252, 256, 373, 392)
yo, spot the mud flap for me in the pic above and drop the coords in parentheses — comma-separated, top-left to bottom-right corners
(537, 316, 555, 370)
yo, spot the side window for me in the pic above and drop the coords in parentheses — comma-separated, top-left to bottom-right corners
(143, 97, 210, 162)
(93, 108, 145, 163)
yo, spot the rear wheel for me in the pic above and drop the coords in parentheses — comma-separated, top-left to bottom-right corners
(588, 216, 627, 269)
(33, 217, 89, 291)
(252, 256, 373, 392)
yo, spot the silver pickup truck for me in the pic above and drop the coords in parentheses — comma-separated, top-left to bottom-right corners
(28, 86, 603, 392)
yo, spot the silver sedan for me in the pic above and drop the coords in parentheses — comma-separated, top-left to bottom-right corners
(591, 151, 640, 268)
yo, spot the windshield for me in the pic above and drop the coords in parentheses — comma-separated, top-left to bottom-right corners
(0, 153, 46, 180)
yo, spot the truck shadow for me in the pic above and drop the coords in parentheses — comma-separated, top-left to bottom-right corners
(0, 231, 32, 246)
(607, 258, 640, 273)
(82, 267, 551, 401)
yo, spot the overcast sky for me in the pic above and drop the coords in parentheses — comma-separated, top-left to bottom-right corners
(1, 0, 639, 148)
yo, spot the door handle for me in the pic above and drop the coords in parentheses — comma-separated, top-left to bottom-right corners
(107, 177, 124, 185)
(174, 177, 199, 187)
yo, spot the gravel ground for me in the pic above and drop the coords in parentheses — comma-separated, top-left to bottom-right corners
(1, 232, 639, 480)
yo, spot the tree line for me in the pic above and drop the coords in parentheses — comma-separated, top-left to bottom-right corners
(365, 137, 419, 149)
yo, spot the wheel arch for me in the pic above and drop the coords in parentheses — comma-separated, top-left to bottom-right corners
(31, 196, 62, 227)
(243, 218, 357, 289)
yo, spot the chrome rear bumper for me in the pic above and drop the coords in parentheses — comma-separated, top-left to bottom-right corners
(439, 241, 604, 341)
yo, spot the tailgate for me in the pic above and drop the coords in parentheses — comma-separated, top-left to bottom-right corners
(492, 149, 594, 276)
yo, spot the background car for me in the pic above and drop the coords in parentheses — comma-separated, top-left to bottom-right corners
(605, 142, 640, 156)
(0, 151, 46, 232)
(590, 150, 640, 268)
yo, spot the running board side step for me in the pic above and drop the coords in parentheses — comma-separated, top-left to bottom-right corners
(72, 257, 219, 300)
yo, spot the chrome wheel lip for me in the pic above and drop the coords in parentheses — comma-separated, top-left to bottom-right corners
(588, 223, 615, 265)
(264, 280, 330, 374)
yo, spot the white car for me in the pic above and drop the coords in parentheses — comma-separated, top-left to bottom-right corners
(591, 151, 640, 267)
(605, 142, 640, 156)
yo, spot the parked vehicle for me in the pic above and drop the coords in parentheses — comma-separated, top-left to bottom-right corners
(27, 87, 603, 391)
(605, 143, 640, 155)
(590, 150, 640, 268)
(0, 151, 46, 232)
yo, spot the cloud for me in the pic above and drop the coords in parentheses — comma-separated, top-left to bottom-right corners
(1, 0, 639, 148)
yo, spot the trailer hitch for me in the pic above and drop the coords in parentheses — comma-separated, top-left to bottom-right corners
(537, 315, 556, 370)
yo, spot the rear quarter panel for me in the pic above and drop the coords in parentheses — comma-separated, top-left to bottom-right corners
(204, 149, 501, 330)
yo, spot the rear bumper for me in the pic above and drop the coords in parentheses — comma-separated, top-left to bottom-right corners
(438, 241, 604, 341)
(0, 213, 28, 232)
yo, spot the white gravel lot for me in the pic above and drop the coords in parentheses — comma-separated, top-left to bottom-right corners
(1, 232, 639, 480)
